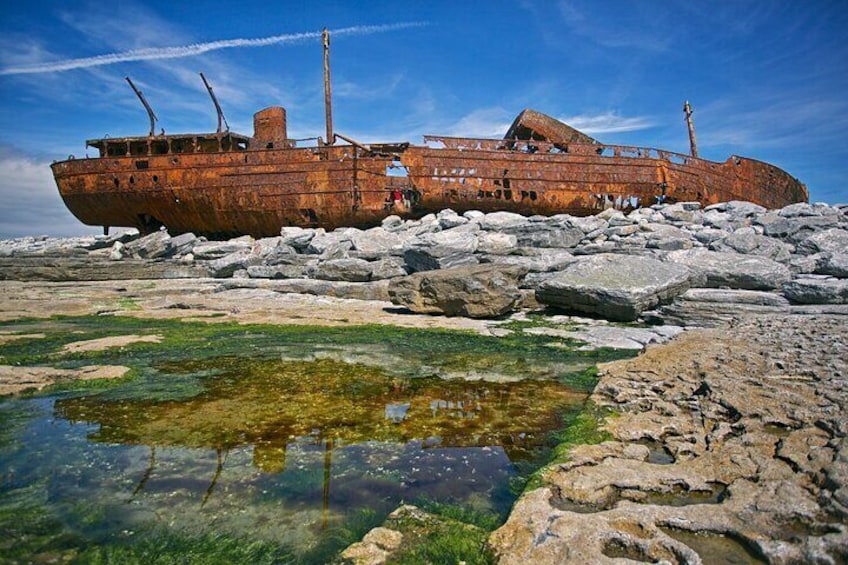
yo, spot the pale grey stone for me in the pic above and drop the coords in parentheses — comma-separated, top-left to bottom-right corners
(477, 232, 517, 255)
(783, 276, 848, 304)
(206, 249, 262, 278)
(310, 258, 373, 282)
(122, 230, 171, 259)
(279, 226, 316, 249)
(478, 211, 528, 231)
(710, 232, 794, 262)
(388, 264, 526, 318)
(665, 248, 791, 290)
(166, 232, 198, 257)
(797, 228, 848, 255)
(536, 254, 692, 322)
(816, 253, 848, 278)
(247, 264, 312, 279)
(370, 257, 407, 280)
(647, 288, 791, 327)
(192, 239, 253, 260)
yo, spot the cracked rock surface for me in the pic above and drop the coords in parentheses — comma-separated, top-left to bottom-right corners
(489, 313, 848, 564)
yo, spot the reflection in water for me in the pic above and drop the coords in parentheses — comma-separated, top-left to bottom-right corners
(5, 356, 587, 559)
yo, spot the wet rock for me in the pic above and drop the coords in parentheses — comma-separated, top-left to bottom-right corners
(525, 324, 684, 350)
(491, 314, 848, 564)
(388, 264, 526, 318)
(665, 248, 791, 290)
(535, 254, 691, 322)
(782, 276, 848, 304)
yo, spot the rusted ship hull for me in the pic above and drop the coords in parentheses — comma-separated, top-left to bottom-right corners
(52, 128, 807, 238)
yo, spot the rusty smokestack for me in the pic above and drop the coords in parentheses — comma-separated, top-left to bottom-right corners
(322, 28, 334, 145)
(684, 100, 698, 158)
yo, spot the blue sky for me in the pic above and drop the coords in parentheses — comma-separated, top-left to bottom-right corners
(1, 0, 846, 237)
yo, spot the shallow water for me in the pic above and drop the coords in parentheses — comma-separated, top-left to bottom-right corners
(0, 317, 621, 563)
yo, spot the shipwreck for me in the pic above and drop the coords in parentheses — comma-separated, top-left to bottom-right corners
(51, 30, 808, 238)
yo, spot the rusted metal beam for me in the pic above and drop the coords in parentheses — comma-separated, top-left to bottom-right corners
(200, 72, 229, 134)
(322, 28, 334, 146)
(125, 77, 158, 138)
(684, 100, 699, 158)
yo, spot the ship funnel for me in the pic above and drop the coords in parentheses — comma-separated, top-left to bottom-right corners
(253, 107, 288, 149)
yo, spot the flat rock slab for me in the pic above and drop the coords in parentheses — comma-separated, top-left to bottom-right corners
(388, 264, 527, 318)
(0, 364, 131, 395)
(665, 248, 791, 290)
(61, 334, 163, 354)
(489, 313, 848, 564)
(535, 254, 691, 322)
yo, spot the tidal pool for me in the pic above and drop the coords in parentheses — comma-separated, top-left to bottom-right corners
(0, 316, 631, 563)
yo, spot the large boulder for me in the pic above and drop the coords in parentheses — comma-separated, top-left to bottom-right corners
(388, 264, 527, 318)
(782, 276, 848, 304)
(665, 248, 792, 290)
(535, 254, 691, 322)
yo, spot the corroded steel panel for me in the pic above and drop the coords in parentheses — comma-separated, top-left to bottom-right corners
(51, 108, 808, 237)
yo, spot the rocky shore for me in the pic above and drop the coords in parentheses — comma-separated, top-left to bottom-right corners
(2, 199, 847, 563)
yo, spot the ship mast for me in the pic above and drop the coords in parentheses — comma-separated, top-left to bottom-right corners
(683, 100, 698, 158)
(200, 72, 230, 134)
(125, 77, 158, 137)
(323, 28, 334, 145)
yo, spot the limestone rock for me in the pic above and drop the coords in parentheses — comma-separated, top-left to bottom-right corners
(647, 288, 791, 327)
(783, 276, 848, 304)
(535, 254, 691, 322)
(388, 264, 526, 318)
(122, 231, 171, 259)
(797, 227, 848, 255)
(310, 258, 373, 282)
(206, 249, 263, 278)
(192, 238, 253, 260)
(665, 248, 791, 290)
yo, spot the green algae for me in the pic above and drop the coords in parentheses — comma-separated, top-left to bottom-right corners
(0, 315, 637, 564)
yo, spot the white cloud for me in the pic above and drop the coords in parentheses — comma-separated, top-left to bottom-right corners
(444, 108, 514, 138)
(0, 23, 427, 76)
(0, 148, 97, 238)
(557, 112, 654, 134)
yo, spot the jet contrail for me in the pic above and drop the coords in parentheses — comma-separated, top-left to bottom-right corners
(0, 22, 426, 76)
